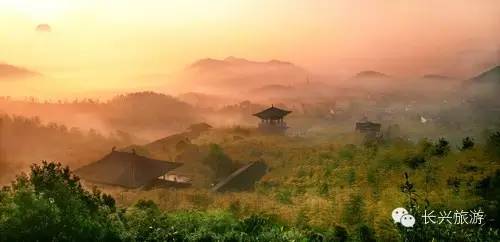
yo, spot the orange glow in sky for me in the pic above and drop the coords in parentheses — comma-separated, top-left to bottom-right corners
(0, 0, 498, 98)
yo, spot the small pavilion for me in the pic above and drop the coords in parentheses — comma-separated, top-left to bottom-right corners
(253, 105, 291, 133)
(355, 120, 381, 138)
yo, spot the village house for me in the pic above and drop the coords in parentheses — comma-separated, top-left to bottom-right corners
(75, 149, 184, 188)
(355, 119, 382, 138)
(253, 105, 291, 134)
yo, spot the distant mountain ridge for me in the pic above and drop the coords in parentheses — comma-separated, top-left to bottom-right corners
(0, 63, 38, 80)
(354, 70, 390, 79)
(181, 57, 309, 94)
(250, 84, 294, 93)
(421, 74, 453, 80)
(189, 56, 295, 71)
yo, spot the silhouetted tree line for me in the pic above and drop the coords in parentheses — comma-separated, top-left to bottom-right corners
(0, 161, 368, 241)
(0, 92, 203, 138)
(0, 114, 132, 183)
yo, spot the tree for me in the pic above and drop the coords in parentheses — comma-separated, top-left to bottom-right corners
(486, 131, 500, 158)
(460, 137, 475, 151)
(203, 144, 238, 180)
(0, 161, 126, 241)
(355, 224, 376, 242)
(432, 138, 450, 157)
(406, 154, 427, 169)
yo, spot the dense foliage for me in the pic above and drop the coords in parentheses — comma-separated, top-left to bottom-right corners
(0, 162, 125, 241)
(203, 144, 239, 180)
(1, 130, 499, 241)
(0, 114, 132, 184)
(0, 162, 354, 241)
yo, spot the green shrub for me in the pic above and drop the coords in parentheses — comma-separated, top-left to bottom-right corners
(397, 173, 500, 242)
(203, 144, 238, 180)
(416, 138, 434, 155)
(486, 131, 500, 158)
(228, 200, 242, 215)
(354, 224, 377, 242)
(294, 207, 310, 229)
(345, 168, 356, 185)
(318, 182, 330, 196)
(338, 144, 357, 161)
(332, 225, 349, 242)
(324, 162, 337, 178)
(342, 194, 365, 226)
(460, 137, 475, 151)
(276, 188, 293, 204)
(447, 176, 461, 193)
(0, 161, 126, 242)
(475, 170, 500, 228)
(431, 138, 450, 157)
(187, 193, 213, 209)
(406, 154, 427, 169)
(239, 213, 277, 234)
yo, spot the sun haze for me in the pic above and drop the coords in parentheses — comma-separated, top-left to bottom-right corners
(0, 0, 498, 98)
(2, 3, 500, 240)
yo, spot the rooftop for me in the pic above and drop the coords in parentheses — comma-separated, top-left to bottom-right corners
(253, 106, 291, 120)
(212, 161, 268, 192)
(355, 121, 381, 133)
(75, 150, 182, 188)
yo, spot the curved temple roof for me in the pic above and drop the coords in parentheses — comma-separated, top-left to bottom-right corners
(75, 151, 182, 188)
(212, 161, 268, 192)
(253, 106, 291, 120)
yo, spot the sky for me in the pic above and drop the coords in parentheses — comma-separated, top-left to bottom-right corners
(0, 0, 499, 98)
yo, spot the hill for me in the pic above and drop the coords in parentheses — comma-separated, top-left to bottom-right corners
(353, 70, 390, 79)
(0, 92, 202, 142)
(421, 74, 454, 81)
(463, 65, 500, 103)
(344, 70, 394, 92)
(189, 56, 296, 71)
(0, 63, 38, 80)
(180, 57, 309, 94)
(104, 92, 201, 138)
(177, 92, 238, 108)
(468, 65, 500, 84)
(248, 84, 295, 97)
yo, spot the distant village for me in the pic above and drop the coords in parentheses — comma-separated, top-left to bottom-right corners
(76, 104, 383, 192)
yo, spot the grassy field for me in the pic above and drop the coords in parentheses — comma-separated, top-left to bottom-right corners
(82, 126, 500, 241)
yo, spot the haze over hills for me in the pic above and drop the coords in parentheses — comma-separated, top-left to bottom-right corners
(421, 74, 454, 81)
(468, 65, 500, 84)
(177, 57, 309, 95)
(0, 63, 38, 80)
(1, 64, 500, 185)
(1, 60, 499, 133)
(463, 65, 500, 103)
(246, 81, 338, 102)
(1, 2, 499, 239)
(353, 70, 390, 79)
(249, 84, 294, 94)
(0, 92, 201, 141)
(344, 70, 395, 92)
(177, 92, 239, 109)
(189, 56, 298, 71)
